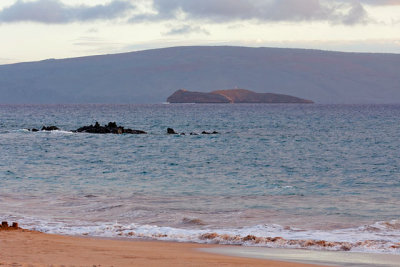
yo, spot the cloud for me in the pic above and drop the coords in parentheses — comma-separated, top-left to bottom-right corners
(129, 0, 370, 25)
(1, 0, 394, 26)
(0, 0, 134, 23)
(164, 24, 210, 36)
(360, 0, 400, 5)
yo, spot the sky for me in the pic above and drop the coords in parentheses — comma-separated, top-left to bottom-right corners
(0, 0, 399, 64)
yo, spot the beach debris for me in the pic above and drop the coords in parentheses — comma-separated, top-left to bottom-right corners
(0, 221, 20, 231)
(167, 128, 177, 134)
(75, 122, 147, 134)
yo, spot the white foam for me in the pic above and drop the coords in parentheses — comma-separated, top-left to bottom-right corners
(17, 129, 30, 132)
(13, 129, 74, 134)
(4, 216, 399, 254)
(43, 130, 73, 134)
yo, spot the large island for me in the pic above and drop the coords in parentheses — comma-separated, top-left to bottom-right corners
(167, 89, 313, 104)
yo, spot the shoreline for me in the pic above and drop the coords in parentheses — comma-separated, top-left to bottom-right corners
(203, 247, 400, 267)
(0, 228, 327, 267)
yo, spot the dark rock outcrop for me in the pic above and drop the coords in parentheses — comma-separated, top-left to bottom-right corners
(201, 131, 219, 135)
(76, 122, 146, 134)
(167, 128, 177, 134)
(167, 128, 219, 135)
(41, 126, 59, 131)
(167, 89, 313, 104)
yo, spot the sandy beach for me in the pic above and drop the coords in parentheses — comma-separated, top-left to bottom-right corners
(0, 228, 327, 267)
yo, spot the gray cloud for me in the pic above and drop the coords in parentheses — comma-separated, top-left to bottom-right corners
(1, 0, 393, 26)
(129, 0, 370, 25)
(165, 24, 210, 36)
(0, 0, 134, 23)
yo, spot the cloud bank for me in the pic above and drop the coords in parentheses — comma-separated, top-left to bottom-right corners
(0, 0, 134, 23)
(0, 0, 398, 25)
(130, 0, 370, 25)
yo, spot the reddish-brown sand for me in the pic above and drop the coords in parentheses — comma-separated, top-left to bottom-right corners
(0, 229, 327, 267)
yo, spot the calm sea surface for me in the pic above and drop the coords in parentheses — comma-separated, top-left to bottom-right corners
(1, 104, 399, 253)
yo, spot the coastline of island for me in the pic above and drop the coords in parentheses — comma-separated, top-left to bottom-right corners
(167, 89, 314, 104)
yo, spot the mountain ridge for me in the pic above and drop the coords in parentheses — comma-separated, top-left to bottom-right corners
(1, 46, 399, 104)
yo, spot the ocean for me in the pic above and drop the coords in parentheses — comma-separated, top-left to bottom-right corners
(0, 104, 399, 254)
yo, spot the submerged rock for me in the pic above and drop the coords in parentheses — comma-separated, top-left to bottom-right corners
(124, 129, 147, 134)
(76, 122, 147, 134)
(168, 129, 219, 135)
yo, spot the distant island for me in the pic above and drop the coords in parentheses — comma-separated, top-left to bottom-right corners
(167, 89, 314, 104)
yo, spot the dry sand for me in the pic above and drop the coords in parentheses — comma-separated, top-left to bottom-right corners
(0, 229, 327, 267)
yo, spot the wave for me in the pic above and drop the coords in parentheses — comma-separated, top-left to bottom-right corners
(181, 217, 207, 226)
(9, 129, 74, 134)
(4, 216, 399, 254)
(41, 130, 74, 134)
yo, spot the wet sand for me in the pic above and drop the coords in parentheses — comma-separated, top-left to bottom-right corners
(0, 229, 327, 267)
(203, 246, 400, 267)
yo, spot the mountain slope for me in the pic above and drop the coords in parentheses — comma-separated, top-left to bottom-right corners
(212, 89, 313, 103)
(0, 46, 399, 104)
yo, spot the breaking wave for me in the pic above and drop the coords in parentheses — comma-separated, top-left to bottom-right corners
(7, 217, 400, 254)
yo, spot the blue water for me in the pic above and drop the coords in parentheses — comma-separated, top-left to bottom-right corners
(1, 104, 399, 253)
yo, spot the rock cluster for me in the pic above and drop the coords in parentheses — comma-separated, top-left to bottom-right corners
(201, 131, 219, 135)
(167, 128, 219, 135)
(28, 126, 59, 132)
(75, 122, 147, 134)
(42, 126, 60, 131)
(27, 124, 220, 136)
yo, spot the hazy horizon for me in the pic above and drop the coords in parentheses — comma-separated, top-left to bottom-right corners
(2, 44, 400, 66)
